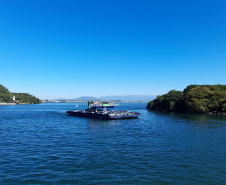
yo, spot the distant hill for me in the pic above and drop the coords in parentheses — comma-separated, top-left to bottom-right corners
(11, 93, 42, 104)
(102, 95, 156, 101)
(74, 96, 101, 101)
(0, 84, 42, 104)
(58, 95, 156, 102)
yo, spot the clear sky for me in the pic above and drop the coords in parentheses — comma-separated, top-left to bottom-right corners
(0, 0, 225, 99)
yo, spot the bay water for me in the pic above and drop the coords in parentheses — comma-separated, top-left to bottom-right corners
(0, 102, 226, 184)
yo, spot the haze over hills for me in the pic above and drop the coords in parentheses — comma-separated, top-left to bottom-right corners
(73, 96, 101, 101)
(56, 95, 156, 101)
(102, 95, 156, 101)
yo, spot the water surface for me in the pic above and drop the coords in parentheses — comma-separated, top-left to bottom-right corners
(0, 102, 226, 184)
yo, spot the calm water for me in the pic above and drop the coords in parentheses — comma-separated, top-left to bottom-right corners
(0, 102, 226, 184)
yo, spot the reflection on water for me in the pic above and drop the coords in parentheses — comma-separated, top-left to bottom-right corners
(151, 110, 226, 126)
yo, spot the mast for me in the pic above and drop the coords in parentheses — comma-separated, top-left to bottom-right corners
(88, 101, 91, 111)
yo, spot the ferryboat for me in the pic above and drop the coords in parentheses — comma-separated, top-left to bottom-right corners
(66, 101, 140, 119)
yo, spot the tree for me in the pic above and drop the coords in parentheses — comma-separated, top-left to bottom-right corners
(11, 93, 42, 104)
(0, 84, 11, 102)
(147, 85, 226, 114)
(147, 90, 183, 112)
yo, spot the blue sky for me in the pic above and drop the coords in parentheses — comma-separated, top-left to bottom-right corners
(0, 0, 225, 99)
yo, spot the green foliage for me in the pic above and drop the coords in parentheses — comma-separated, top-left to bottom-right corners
(147, 90, 183, 112)
(147, 85, 226, 114)
(11, 93, 42, 104)
(0, 84, 11, 103)
(184, 85, 226, 113)
(0, 84, 42, 104)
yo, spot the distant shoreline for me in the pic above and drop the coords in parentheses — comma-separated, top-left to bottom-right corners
(42, 100, 149, 103)
(0, 101, 148, 105)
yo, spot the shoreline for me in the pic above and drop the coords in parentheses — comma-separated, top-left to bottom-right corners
(0, 103, 32, 105)
(42, 100, 149, 103)
(0, 103, 16, 105)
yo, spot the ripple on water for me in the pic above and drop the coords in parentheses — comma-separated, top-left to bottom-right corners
(0, 103, 226, 184)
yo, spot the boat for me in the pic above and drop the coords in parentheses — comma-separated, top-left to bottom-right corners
(66, 101, 140, 119)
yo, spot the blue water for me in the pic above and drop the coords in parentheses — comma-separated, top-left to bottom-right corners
(0, 102, 226, 184)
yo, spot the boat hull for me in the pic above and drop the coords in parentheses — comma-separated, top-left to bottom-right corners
(66, 111, 139, 119)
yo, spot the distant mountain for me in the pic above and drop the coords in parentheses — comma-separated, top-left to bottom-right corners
(74, 96, 101, 101)
(102, 95, 156, 101)
(62, 95, 156, 101)
(55, 95, 156, 101)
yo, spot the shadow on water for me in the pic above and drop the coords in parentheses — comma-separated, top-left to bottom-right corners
(87, 117, 138, 125)
(147, 110, 226, 126)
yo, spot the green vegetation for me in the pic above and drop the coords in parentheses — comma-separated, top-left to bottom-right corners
(0, 84, 11, 103)
(147, 85, 226, 114)
(0, 84, 42, 104)
(11, 93, 42, 104)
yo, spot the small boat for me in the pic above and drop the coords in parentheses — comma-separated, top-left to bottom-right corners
(66, 101, 140, 119)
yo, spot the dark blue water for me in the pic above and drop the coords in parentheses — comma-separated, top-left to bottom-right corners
(0, 102, 226, 184)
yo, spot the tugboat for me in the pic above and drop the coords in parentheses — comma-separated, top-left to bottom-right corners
(66, 101, 140, 119)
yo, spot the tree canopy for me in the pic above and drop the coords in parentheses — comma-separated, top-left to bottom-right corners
(147, 85, 226, 114)
(0, 84, 42, 104)
(0, 84, 11, 103)
(11, 93, 42, 104)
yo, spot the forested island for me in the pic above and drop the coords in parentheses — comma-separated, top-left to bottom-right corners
(0, 84, 42, 104)
(147, 85, 226, 115)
